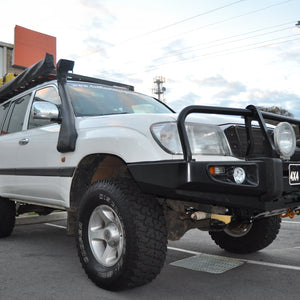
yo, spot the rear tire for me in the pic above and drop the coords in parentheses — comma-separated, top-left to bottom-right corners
(209, 216, 281, 254)
(76, 179, 167, 290)
(0, 198, 16, 238)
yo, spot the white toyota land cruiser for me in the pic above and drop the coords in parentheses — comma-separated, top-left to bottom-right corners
(0, 54, 300, 290)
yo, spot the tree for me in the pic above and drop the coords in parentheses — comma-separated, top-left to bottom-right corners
(258, 106, 293, 118)
(258, 106, 299, 138)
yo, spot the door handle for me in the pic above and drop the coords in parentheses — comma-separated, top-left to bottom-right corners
(19, 138, 29, 145)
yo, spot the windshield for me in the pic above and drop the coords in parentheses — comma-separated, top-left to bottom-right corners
(67, 82, 172, 116)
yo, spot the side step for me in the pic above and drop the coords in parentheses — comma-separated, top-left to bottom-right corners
(16, 212, 67, 225)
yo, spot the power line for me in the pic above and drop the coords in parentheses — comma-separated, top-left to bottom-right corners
(79, 0, 297, 80)
(161, 22, 292, 54)
(154, 25, 293, 63)
(189, 36, 300, 64)
(75, 0, 247, 59)
(192, 35, 300, 61)
(118, 0, 247, 44)
(111, 0, 295, 67)
(156, 0, 293, 43)
(134, 34, 300, 74)
(119, 21, 295, 67)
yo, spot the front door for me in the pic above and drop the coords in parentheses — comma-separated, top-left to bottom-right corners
(14, 85, 68, 207)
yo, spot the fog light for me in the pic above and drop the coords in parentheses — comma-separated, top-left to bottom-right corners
(233, 167, 246, 184)
(274, 122, 296, 160)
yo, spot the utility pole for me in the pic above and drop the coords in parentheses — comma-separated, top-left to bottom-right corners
(153, 76, 166, 102)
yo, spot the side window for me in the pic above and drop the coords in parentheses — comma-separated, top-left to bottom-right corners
(4, 94, 31, 134)
(28, 86, 61, 129)
(0, 102, 11, 134)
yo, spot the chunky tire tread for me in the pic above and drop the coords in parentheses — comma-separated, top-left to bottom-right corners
(0, 198, 16, 238)
(76, 178, 167, 290)
(209, 216, 281, 254)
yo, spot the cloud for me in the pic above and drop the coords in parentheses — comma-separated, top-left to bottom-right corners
(166, 74, 300, 119)
(80, 0, 110, 12)
(149, 39, 195, 69)
(190, 74, 246, 99)
(78, 0, 116, 30)
(168, 92, 200, 112)
(91, 15, 117, 28)
(161, 39, 187, 57)
(215, 88, 300, 119)
(246, 89, 298, 104)
(280, 48, 300, 64)
(245, 89, 300, 117)
(193, 74, 229, 87)
(214, 81, 246, 98)
(82, 38, 113, 58)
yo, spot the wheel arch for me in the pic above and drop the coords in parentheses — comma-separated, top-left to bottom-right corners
(67, 153, 131, 234)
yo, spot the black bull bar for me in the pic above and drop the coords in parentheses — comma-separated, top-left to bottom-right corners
(177, 105, 300, 162)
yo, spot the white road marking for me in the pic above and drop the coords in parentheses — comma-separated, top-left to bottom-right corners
(44, 223, 300, 271)
(168, 246, 300, 271)
(282, 220, 300, 224)
(44, 223, 67, 229)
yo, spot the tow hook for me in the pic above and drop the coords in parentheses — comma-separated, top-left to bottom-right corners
(280, 208, 300, 219)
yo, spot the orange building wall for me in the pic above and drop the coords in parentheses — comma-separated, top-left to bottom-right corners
(14, 25, 56, 68)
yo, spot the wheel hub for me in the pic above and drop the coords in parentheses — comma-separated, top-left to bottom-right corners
(224, 221, 253, 237)
(88, 204, 124, 267)
(104, 223, 121, 247)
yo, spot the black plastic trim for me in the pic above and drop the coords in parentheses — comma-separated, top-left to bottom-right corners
(128, 158, 300, 211)
(0, 167, 75, 177)
(56, 59, 78, 153)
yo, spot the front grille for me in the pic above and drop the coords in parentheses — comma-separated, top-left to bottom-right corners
(292, 148, 300, 161)
(224, 125, 273, 158)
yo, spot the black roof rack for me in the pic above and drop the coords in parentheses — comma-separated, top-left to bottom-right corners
(0, 54, 134, 103)
(66, 73, 134, 91)
(0, 53, 56, 103)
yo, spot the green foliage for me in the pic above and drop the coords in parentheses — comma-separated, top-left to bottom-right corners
(258, 106, 299, 138)
(258, 106, 293, 118)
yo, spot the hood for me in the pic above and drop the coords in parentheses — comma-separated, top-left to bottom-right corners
(76, 113, 177, 135)
(76, 112, 244, 130)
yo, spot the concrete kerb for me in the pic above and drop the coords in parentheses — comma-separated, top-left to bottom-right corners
(16, 211, 67, 225)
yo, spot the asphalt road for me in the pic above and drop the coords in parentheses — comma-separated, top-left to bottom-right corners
(1, 216, 300, 300)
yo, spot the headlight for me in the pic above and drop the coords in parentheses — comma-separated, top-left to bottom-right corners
(274, 122, 296, 160)
(151, 122, 231, 156)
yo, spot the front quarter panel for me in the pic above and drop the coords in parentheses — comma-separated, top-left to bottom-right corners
(68, 114, 177, 164)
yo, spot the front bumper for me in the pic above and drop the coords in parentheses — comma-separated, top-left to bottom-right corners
(128, 158, 300, 212)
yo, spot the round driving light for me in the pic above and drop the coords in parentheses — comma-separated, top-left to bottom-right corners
(274, 122, 296, 160)
(233, 167, 246, 184)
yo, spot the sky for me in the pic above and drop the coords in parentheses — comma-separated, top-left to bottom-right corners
(1, 0, 300, 118)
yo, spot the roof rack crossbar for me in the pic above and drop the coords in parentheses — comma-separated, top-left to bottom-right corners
(66, 73, 134, 91)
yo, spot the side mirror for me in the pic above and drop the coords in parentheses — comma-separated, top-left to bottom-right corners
(32, 101, 61, 122)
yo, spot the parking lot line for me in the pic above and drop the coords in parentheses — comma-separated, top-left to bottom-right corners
(282, 220, 300, 224)
(44, 223, 67, 229)
(44, 222, 300, 272)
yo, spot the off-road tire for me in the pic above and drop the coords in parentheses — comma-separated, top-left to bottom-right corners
(0, 198, 16, 238)
(76, 178, 167, 290)
(209, 216, 281, 254)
